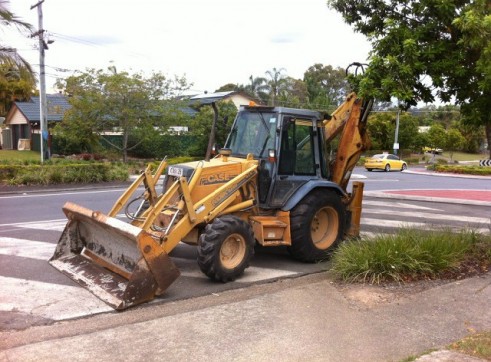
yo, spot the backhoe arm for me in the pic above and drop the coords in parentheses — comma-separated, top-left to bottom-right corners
(324, 92, 372, 191)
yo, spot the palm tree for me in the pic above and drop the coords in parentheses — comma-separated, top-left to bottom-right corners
(0, 1, 36, 114)
(1, 1, 34, 73)
(265, 67, 287, 106)
(245, 75, 268, 104)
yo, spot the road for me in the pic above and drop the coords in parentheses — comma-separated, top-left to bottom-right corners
(0, 168, 490, 331)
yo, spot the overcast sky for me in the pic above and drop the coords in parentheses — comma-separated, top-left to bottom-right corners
(7, 0, 371, 94)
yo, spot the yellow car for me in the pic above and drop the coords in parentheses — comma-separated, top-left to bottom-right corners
(364, 153, 408, 172)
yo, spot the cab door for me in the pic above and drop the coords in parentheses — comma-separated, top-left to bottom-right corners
(268, 116, 321, 208)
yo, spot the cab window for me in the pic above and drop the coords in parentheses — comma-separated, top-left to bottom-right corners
(279, 118, 316, 175)
(226, 111, 276, 158)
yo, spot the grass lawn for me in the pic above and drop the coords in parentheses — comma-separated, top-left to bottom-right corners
(442, 151, 487, 162)
(449, 331, 491, 360)
(0, 150, 40, 162)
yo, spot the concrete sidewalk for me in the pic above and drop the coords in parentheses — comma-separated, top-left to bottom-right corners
(1, 273, 490, 361)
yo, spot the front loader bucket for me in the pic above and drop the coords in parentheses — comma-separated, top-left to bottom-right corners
(49, 202, 180, 310)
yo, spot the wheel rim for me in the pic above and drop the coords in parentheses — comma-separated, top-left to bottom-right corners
(402, 164, 407, 170)
(220, 233, 246, 269)
(310, 206, 339, 250)
(385, 164, 390, 171)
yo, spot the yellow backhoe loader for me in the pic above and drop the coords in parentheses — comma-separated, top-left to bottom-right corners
(50, 84, 372, 310)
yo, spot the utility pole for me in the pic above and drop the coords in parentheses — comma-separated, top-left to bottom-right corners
(393, 110, 400, 155)
(30, 0, 49, 162)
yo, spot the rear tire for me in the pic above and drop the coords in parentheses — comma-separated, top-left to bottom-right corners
(197, 215, 254, 282)
(384, 164, 391, 172)
(288, 191, 345, 262)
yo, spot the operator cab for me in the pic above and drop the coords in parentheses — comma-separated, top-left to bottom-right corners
(225, 105, 330, 209)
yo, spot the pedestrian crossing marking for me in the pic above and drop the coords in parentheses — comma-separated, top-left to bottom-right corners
(0, 276, 112, 320)
(0, 237, 55, 260)
(363, 209, 491, 225)
(363, 200, 442, 211)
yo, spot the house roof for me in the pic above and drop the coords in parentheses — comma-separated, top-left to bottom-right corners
(13, 94, 71, 122)
(189, 91, 234, 104)
(189, 91, 253, 106)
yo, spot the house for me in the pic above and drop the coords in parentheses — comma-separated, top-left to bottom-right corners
(189, 91, 259, 110)
(1, 94, 70, 151)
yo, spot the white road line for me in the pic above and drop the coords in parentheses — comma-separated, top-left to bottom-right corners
(362, 209, 491, 225)
(17, 221, 67, 232)
(361, 217, 490, 234)
(0, 276, 112, 320)
(0, 188, 129, 199)
(362, 200, 442, 211)
(0, 219, 67, 227)
(0, 237, 55, 260)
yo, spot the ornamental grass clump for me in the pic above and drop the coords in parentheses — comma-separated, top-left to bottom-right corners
(330, 227, 488, 284)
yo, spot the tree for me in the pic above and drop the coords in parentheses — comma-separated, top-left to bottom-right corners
(55, 66, 190, 162)
(427, 124, 447, 151)
(327, 0, 491, 157)
(244, 75, 268, 104)
(265, 67, 288, 106)
(188, 101, 237, 157)
(445, 128, 466, 161)
(0, 0, 36, 116)
(215, 83, 244, 92)
(303, 64, 348, 110)
(366, 113, 395, 151)
(276, 77, 309, 108)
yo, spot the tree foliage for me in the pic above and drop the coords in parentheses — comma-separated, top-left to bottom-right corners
(445, 128, 466, 161)
(0, 0, 36, 116)
(54, 66, 190, 161)
(264, 67, 288, 106)
(327, 0, 491, 156)
(188, 101, 237, 157)
(303, 64, 348, 110)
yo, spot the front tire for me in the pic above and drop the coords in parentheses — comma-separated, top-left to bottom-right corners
(288, 191, 346, 262)
(384, 164, 391, 172)
(401, 163, 407, 171)
(197, 215, 254, 282)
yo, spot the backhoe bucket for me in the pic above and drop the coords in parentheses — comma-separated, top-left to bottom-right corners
(49, 202, 180, 310)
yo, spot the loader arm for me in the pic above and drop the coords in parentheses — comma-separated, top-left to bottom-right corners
(49, 161, 258, 310)
(135, 164, 258, 253)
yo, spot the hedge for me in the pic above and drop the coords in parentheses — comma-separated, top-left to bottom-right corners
(0, 162, 129, 185)
(433, 165, 491, 176)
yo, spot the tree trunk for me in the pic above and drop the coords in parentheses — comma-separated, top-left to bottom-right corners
(123, 129, 128, 163)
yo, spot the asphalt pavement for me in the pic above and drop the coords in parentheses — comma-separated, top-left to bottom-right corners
(1, 168, 490, 361)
